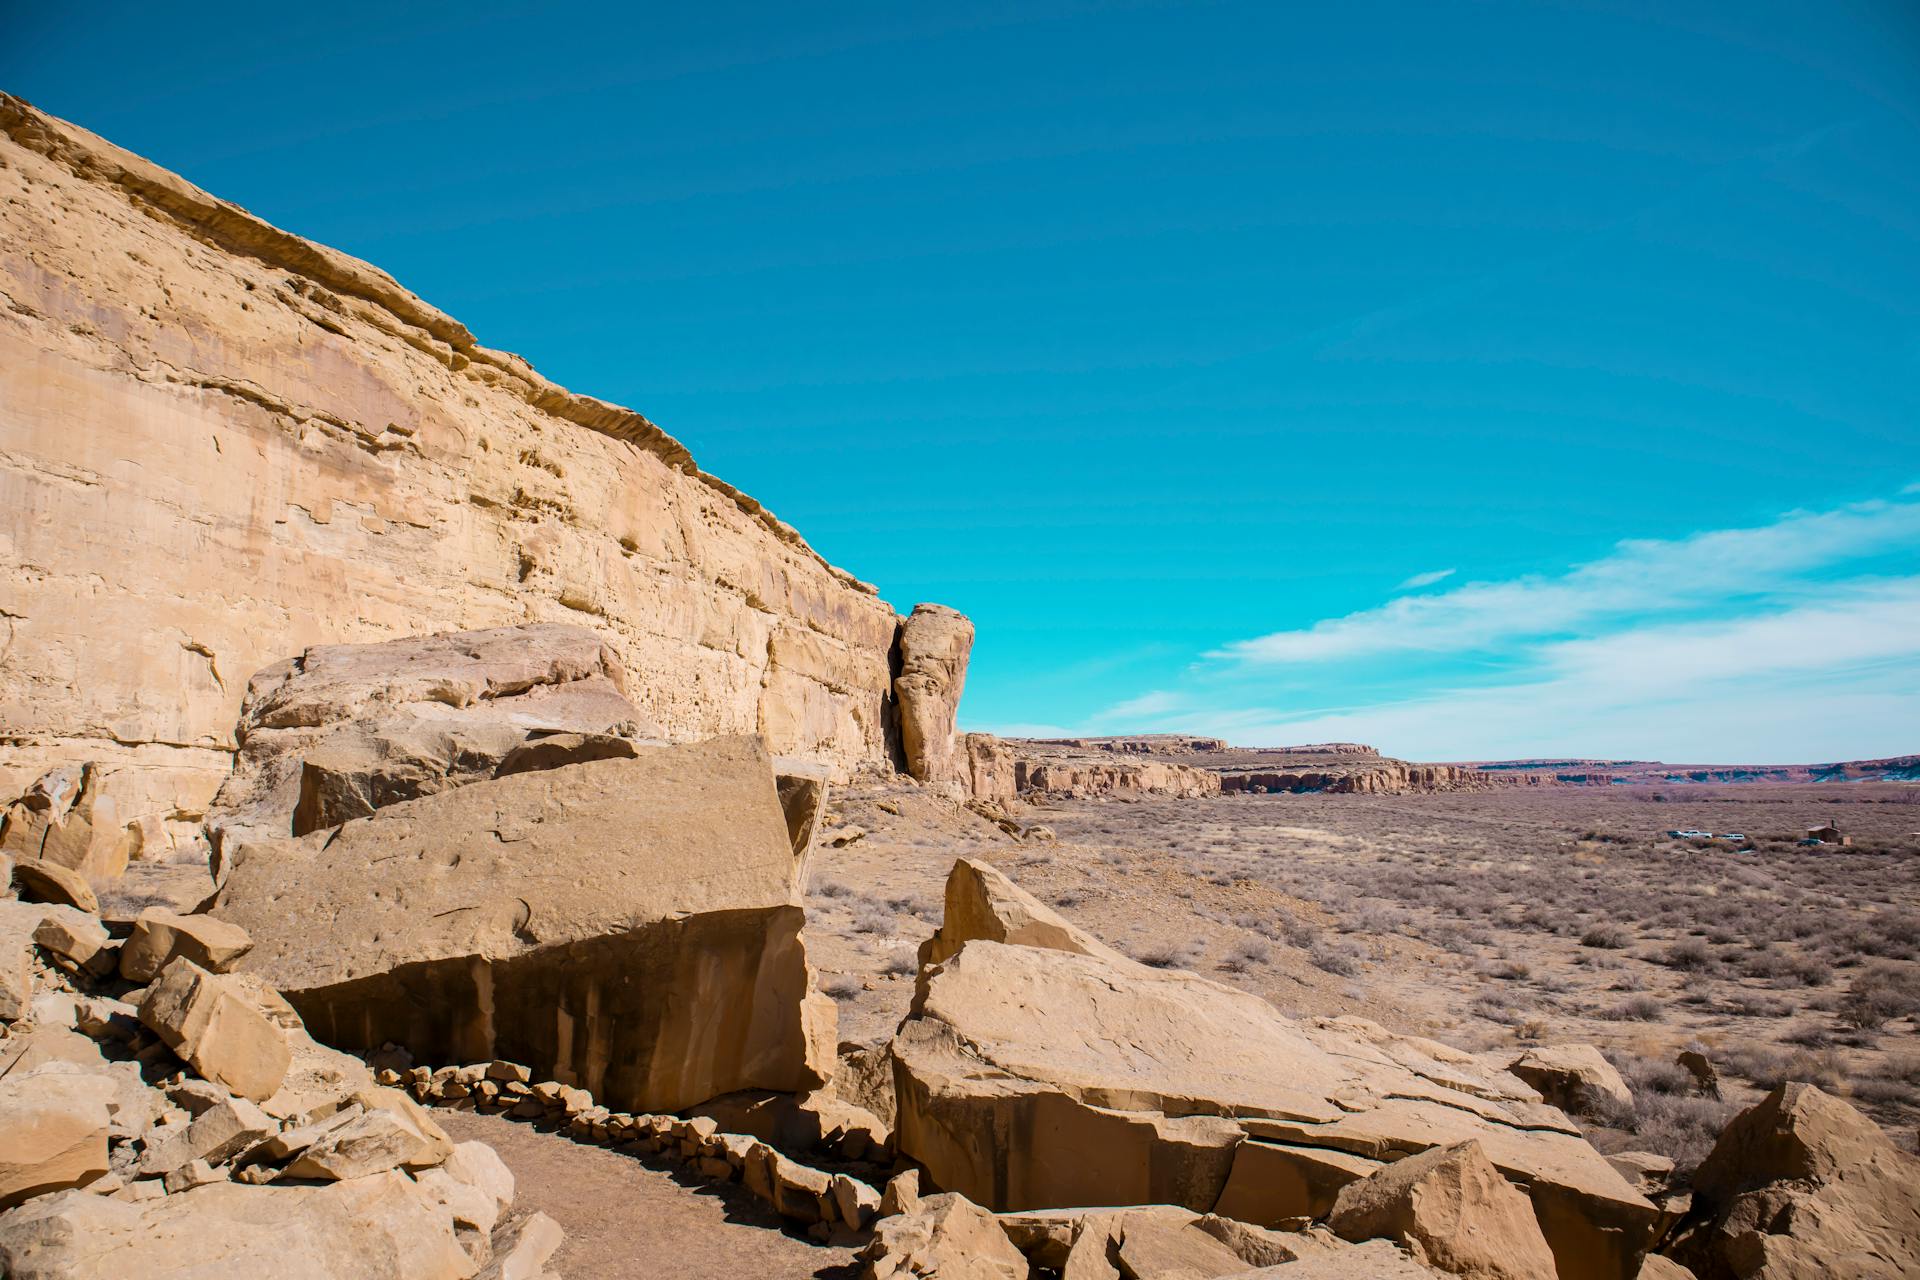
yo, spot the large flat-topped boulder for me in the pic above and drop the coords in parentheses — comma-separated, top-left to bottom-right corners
(212, 737, 835, 1112)
(892, 939, 1655, 1280)
(236, 623, 638, 734)
(206, 624, 652, 847)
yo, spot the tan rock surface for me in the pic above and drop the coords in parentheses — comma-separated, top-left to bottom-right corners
(0, 1171, 475, 1279)
(1507, 1044, 1633, 1119)
(858, 1191, 1027, 1279)
(892, 934, 1654, 1280)
(964, 734, 1221, 802)
(0, 765, 137, 882)
(895, 605, 975, 785)
(119, 907, 253, 981)
(917, 856, 1128, 969)
(207, 623, 650, 846)
(0, 1068, 115, 1208)
(138, 958, 293, 1102)
(214, 738, 835, 1112)
(0, 93, 909, 843)
(1329, 1139, 1559, 1280)
(1673, 1083, 1920, 1280)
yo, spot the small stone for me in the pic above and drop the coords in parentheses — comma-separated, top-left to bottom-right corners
(32, 908, 113, 972)
(831, 1173, 881, 1230)
(161, 1157, 227, 1193)
(283, 1108, 432, 1181)
(878, 1168, 922, 1220)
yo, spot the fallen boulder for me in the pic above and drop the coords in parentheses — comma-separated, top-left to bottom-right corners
(917, 856, 1126, 970)
(206, 623, 654, 848)
(1669, 1082, 1920, 1280)
(1507, 1045, 1633, 1120)
(214, 736, 836, 1113)
(12, 861, 97, 914)
(136, 1096, 275, 1178)
(0, 764, 135, 883)
(1329, 1139, 1559, 1280)
(119, 907, 253, 982)
(138, 958, 292, 1102)
(893, 878, 1655, 1280)
(857, 1191, 1026, 1279)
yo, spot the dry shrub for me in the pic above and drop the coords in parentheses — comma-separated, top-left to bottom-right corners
(1582, 923, 1630, 949)
(1133, 938, 1204, 969)
(1601, 994, 1665, 1022)
(850, 900, 894, 934)
(1308, 940, 1365, 977)
(1628, 1092, 1738, 1173)
(1839, 961, 1920, 1031)
(1664, 938, 1715, 971)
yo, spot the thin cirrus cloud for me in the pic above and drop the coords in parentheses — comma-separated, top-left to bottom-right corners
(1060, 487, 1920, 760)
(1396, 568, 1456, 591)
(1209, 492, 1920, 666)
(1205, 582, 1920, 761)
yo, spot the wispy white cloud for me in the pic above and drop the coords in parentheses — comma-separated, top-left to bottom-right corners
(1187, 579, 1920, 760)
(1211, 495, 1920, 665)
(1396, 568, 1456, 590)
(1090, 689, 1187, 723)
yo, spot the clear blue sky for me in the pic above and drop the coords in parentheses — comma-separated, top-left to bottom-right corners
(8, 2, 1919, 761)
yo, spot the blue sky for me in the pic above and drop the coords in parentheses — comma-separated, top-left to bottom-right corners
(8, 1, 1918, 761)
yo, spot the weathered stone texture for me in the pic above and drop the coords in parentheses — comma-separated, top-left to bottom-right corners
(892, 862, 1658, 1280)
(213, 737, 836, 1112)
(894, 605, 974, 785)
(0, 93, 904, 843)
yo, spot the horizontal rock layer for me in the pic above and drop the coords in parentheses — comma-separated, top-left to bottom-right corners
(963, 735, 1222, 801)
(0, 93, 904, 845)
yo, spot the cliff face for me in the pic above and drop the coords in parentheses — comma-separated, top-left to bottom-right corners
(1217, 762, 1549, 794)
(0, 95, 904, 848)
(964, 735, 1221, 801)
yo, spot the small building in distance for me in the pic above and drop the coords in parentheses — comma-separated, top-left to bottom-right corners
(1802, 823, 1851, 846)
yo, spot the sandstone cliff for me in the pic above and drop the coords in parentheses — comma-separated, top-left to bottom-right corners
(963, 735, 1222, 801)
(0, 94, 922, 851)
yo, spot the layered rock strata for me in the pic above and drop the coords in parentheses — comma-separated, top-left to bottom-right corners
(962, 734, 1222, 802)
(0, 93, 922, 851)
(893, 605, 974, 785)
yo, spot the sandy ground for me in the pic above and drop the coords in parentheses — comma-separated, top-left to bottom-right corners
(437, 1111, 859, 1280)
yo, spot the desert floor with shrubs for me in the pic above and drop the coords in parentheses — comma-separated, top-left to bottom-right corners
(806, 780, 1920, 1171)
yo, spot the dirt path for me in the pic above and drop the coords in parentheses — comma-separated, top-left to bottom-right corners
(438, 1111, 860, 1280)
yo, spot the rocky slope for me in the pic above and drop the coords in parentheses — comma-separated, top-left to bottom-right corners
(0, 93, 920, 855)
